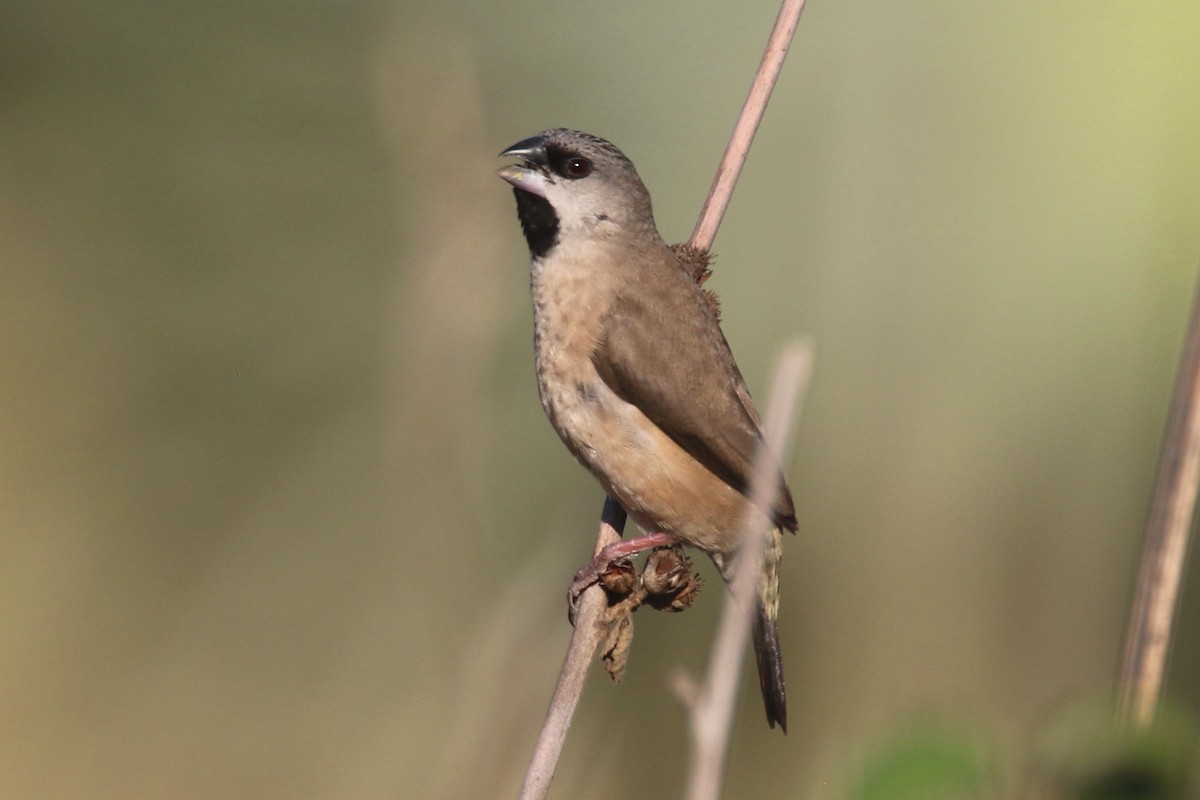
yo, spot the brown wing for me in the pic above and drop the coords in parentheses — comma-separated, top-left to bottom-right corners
(592, 287, 797, 531)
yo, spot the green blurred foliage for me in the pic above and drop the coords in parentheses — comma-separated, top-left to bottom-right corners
(847, 722, 993, 800)
(1028, 699, 1199, 799)
(1, 1, 1199, 798)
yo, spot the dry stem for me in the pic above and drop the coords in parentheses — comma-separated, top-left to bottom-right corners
(691, 0, 809, 253)
(1117, 269, 1200, 728)
(683, 341, 813, 800)
(517, 499, 625, 800)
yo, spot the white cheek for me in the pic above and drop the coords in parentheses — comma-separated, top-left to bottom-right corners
(544, 187, 615, 237)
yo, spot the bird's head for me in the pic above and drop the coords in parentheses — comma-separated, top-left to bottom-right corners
(497, 128, 658, 258)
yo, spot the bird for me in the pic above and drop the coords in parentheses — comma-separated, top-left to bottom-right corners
(497, 128, 797, 732)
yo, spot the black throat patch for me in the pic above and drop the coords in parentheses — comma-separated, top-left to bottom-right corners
(512, 189, 559, 259)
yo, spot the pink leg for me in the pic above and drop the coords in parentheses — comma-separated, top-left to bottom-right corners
(590, 532, 678, 567)
(569, 532, 679, 614)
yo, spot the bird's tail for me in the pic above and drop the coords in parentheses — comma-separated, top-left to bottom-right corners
(753, 604, 787, 732)
(754, 527, 787, 732)
(715, 527, 788, 732)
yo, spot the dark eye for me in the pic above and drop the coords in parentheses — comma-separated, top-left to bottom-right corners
(563, 156, 592, 178)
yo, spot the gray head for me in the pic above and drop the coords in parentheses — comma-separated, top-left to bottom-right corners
(497, 128, 658, 259)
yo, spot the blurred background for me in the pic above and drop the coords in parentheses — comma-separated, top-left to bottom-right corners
(2, 1, 1199, 797)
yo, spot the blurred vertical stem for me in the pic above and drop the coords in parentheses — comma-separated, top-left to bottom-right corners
(683, 341, 812, 800)
(516, 1, 808, 798)
(1117, 268, 1200, 728)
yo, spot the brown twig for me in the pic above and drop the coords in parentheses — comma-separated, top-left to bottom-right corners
(683, 341, 813, 800)
(691, 0, 809, 253)
(516, 1, 808, 796)
(518, 499, 625, 800)
(1116, 268, 1200, 729)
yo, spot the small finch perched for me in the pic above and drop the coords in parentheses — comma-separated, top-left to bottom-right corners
(498, 129, 796, 731)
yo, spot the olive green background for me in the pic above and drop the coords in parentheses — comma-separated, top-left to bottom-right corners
(3, 2, 1199, 797)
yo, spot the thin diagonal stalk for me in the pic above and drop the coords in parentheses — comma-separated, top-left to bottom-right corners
(691, 0, 809, 252)
(517, 499, 625, 800)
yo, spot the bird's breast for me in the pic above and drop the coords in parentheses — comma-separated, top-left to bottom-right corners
(529, 252, 756, 554)
(529, 251, 618, 459)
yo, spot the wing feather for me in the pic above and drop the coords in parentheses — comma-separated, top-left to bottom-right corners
(592, 288, 797, 531)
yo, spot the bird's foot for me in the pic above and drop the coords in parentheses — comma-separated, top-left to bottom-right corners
(567, 531, 679, 624)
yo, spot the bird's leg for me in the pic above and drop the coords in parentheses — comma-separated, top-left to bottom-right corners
(568, 532, 679, 620)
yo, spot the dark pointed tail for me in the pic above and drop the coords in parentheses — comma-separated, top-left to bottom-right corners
(753, 603, 787, 732)
(713, 528, 788, 732)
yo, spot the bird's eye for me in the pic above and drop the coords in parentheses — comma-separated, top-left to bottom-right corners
(563, 157, 592, 178)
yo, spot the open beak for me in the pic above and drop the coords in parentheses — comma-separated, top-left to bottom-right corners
(497, 135, 549, 198)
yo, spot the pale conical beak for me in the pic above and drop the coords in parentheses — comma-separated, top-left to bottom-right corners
(497, 134, 550, 197)
(496, 163, 547, 198)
